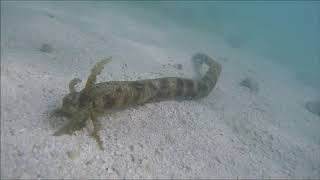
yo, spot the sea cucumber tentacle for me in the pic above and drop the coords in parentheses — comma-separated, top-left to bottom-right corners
(69, 78, 81, 93)
(84, 57, 112, 90)
(90, 110, 104, 150)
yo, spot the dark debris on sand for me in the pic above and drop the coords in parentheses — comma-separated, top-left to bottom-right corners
(305, 101, 320, 117)
(39, 43, 54, 53)
(240, 77, 259, 93)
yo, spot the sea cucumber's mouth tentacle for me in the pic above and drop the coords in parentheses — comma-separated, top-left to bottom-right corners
(69, 78, 82, 93)
(84, 57, 112, 91)
(53, 116, 87, 136)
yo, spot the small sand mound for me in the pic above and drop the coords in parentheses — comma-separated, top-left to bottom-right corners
(305, 101, 320, 116)
(239, 77, 259, 93)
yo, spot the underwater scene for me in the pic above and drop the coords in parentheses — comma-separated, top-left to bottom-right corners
(1, 1, 319, 179)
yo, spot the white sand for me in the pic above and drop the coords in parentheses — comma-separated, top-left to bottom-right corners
(1, 2, 319, 179)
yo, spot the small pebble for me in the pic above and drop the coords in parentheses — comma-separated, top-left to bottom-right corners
(129, 145, 134, 151)
(9, 129, 15, 135)
(174, 64, 183, 70)
(130, 154, 135, 162)
(39, 43, 54, 53)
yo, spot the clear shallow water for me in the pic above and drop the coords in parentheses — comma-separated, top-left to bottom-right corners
(109, 1, 320, 89)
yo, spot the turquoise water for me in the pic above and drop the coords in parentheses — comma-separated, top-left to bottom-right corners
(109, 1, 320, 89)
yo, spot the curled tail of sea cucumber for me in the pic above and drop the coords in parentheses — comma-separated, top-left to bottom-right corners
(192, 53, 221, 76)
(192, 53, 222, 96)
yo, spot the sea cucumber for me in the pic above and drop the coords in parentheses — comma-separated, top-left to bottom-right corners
(53, 53, 222, 150)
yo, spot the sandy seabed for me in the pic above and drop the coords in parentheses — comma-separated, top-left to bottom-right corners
(1, 2, 319, 179)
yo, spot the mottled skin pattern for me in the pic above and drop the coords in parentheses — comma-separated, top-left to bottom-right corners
(53, 53, 221, 150)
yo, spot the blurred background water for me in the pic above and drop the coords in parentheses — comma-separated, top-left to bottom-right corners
(21, 1, 319, 91)
(106, 1, 320, 90)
